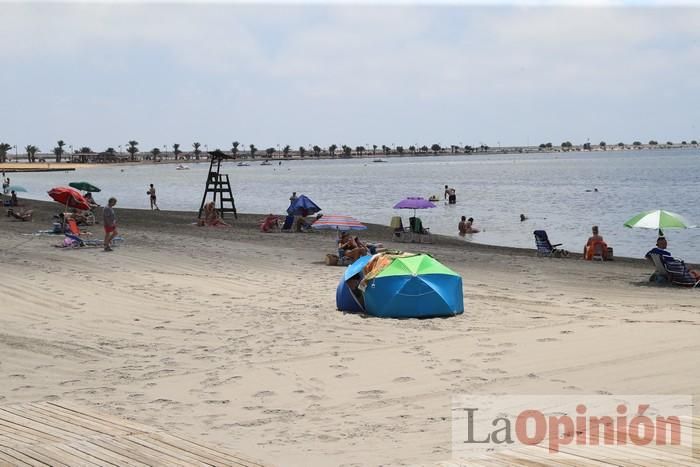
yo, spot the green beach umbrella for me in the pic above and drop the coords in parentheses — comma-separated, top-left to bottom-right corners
(624, 209, 695, 235)
(69, 181, 101, 193)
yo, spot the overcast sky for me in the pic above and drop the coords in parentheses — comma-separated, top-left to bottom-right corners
(2, 1, 700, 153)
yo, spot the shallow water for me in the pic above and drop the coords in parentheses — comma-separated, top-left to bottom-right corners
(11, 149, 700, 262)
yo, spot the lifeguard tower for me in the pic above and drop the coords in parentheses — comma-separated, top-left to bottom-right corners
(198, 149, 237, 220)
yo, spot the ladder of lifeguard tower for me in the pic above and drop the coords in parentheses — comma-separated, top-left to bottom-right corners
(198, 170, 238, 219)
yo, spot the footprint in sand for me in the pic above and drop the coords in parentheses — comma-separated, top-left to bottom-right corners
(536, 337, 558, 342)
(357, 389, 386, 399)
(393, 376, 415, 383)
(254, 390, 275, 398)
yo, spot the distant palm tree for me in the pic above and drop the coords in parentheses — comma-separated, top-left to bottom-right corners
(173, 143, 182, 160)
(0, 143, 11, 163)
(283, 145, 291, 158)
(372, 144, 377, 155)
(298, 146, 306, 158)
(266, 147, 275, 159)
(150, 148, 161, 160)
(249, 144, 257, 158)
(396, 146, 404, 155)
(312, 145, 321, 157)
(409, 145, 416, 155)
(53, 140, 66, 163)
(599, 141, 606, 150)
(25, 145, 39, 163)
(328, 144, 337, 157)
(430, 144, 441, 154)
(192, 142, 201, 160)
(231, 141, 240, 159)
(127, 140, 139, 161)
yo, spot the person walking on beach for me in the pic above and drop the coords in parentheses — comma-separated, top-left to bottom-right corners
(103, 197, 118, 252)
(147, 184, 159, 210)
(289, 191, 298, 204)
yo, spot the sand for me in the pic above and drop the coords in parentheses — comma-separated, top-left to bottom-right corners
(1, 201, 698, 466)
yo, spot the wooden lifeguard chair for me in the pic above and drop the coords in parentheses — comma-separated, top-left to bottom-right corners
(198, 149, 238, 220)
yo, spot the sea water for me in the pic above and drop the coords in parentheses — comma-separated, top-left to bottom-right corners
(11, 149, 700, 262)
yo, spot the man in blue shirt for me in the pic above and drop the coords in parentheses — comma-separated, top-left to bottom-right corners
(645, 236, 671, 261)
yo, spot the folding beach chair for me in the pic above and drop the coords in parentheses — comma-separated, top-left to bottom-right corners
(648, 254, 670, 284)
(661, 257, 700, 288)
(409, 217, 432, 244)
(390, 216, 412, 243)
(533, 230, 568, 257)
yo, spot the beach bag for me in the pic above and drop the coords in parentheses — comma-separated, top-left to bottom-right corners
(326, 254, 339, 266)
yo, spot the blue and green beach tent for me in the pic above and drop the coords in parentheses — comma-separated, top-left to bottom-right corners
(337, 253, 464, 318)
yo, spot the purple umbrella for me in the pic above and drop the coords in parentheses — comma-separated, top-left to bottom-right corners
(393, 197, 437, 217)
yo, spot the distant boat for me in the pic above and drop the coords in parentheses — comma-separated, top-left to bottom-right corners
(175, 164, 190, 170)
(373, 159, 387, 163)
(261, 160, 272, 166)
(237, 162, 250, 167)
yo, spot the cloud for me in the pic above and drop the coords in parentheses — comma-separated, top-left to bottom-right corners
(2, 3, 700, 150)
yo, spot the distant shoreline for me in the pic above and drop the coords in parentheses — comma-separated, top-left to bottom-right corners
(1, 144, 698, 169)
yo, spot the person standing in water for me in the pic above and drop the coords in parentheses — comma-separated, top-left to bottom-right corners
(147, 184, 159, 210)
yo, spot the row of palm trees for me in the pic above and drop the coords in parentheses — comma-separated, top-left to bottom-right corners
(2, 139, 699, 164)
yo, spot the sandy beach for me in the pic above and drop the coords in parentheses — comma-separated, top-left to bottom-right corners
(1, 202, 698, 466)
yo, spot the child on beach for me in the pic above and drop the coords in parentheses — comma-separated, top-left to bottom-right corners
(103, 197, 118, 252)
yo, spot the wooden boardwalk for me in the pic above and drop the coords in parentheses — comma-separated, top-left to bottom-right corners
(0, 402, 266, 466)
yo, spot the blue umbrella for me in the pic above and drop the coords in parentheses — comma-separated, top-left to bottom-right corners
(287, 194, 321, 216)
(363, 253, 463, 318)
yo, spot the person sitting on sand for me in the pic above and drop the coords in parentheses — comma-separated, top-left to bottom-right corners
(260, 214, 279, 232)
(520, 213, 527, 222)
(202, 201, 228, 227)
(645, 236, 700, 281)
(339, 232, 369, 262)
(645, 236, 672, 261)
(583, 225, 609, 260)
(7, 207, 32, 221)
(84, 192, 99, 208)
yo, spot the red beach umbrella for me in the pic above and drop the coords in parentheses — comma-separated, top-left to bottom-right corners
(48, 186, 91, 211)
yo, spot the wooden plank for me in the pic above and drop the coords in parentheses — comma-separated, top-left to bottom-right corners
(16, 446, 72, 467)
(151, 432, 264, 466)
(86, 436, 186, 466)
(122, 435, 213, 466)
(59, 439, 131, 467)
(0, 446, 49, 466)
(25, 404, 136, 438)
(0, 425, 51, 448)
(37, 442, 115, 467)
(45, 402, 152, 434)
(0, 407, 87, 442)
(0, 417, 66, 445)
